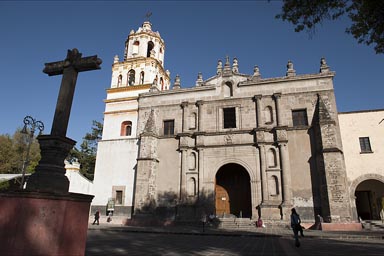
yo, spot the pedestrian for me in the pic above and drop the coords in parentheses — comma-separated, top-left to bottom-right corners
(380, 208, 384, 224)
(256, 217, 263, 228)
(291, 208, 304, 247)
(201, 213, 207, 232)
(92, 210, 100, 225)
(107, 211, 112, 223)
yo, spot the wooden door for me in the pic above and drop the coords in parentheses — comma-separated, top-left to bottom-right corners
(215, 184, 230, 216)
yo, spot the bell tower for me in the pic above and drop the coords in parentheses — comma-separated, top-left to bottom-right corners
(111, 21, 170, 90)
(92, 21, 170, 216)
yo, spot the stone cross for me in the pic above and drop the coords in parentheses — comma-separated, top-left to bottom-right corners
(43, 48, 102, 137)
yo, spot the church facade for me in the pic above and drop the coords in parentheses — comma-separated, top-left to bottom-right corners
(92, 21, 378, 224)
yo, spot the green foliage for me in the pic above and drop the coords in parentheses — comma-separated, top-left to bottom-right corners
(0, 180, 10, 191)
(0, 131, 40, 174)
(67, 120, 103, 181)
(276, 0, 384, 54)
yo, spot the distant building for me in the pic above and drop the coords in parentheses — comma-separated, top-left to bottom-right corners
(64, 160, 93, 195)
(91, 21, 383, 223)
(339, 109, 384, 220)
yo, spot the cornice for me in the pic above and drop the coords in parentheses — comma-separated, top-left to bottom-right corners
(104, 109, 138, 115)
(104, 96, 138, 103)
(239, 72, 335, 87)
(107, 84, 151, 93)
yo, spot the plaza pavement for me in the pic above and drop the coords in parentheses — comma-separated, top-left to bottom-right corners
(86, 221, 384, 256)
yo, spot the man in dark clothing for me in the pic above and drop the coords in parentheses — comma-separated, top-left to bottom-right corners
(92, 210, 100, 225)
(291, 208, 304, 247)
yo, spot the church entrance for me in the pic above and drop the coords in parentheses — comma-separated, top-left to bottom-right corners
(215, 163, 252, 218)
(355, 179, 384, 220)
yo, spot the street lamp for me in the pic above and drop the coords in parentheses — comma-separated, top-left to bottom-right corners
(20, 115, 44, 189)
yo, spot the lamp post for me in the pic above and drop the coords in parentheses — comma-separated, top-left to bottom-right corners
(20, 115, 44, 189)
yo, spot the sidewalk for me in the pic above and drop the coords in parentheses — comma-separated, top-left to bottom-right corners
(88, 221, 384, 241)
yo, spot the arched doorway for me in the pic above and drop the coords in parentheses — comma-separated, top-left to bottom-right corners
(215, 163, 252, 218)
(355, 179, 384, 220)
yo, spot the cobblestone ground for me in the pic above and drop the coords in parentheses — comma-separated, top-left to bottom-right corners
(86, 229, 384, 256)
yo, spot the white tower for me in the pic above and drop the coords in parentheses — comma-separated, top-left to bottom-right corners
(92, 21, 170, 216)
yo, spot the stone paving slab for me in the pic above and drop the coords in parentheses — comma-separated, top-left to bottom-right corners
(86, 225, 384, 256)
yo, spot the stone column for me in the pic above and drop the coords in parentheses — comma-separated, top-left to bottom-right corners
(180, 148, 188, 202)
(196, 100, 204, 132)
(181, 102, 189, 132)
(273, 93, 282, 126)
(279, 141, 292, 205)
(197, 148, 204, 198)
(259, 144, 268, 203)
(250, 179, 259, 218)
(253, 95, 262, 128)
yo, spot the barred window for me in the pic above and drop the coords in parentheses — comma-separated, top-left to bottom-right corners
(359, 137, 372, 153)
(223, 107, 236, 129)
(292, 109, 308, 126)
(164, 120, 174, 136)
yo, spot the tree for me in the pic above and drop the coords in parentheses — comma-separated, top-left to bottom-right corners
(0, 131, 40, 174)
(276, 0, 384, 54)
(67, 120, 103, 181)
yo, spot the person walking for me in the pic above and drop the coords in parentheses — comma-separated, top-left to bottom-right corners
(291, 208, 304, 247)
(92, 210, 100, 225)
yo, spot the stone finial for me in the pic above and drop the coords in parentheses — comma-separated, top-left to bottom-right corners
(232, 57, 239, 73)
(113, 55, 119, 64)
(173, 74, 181, 89)
(130, 29, 135, 35)
(166, 70, 171, 77)
(286, 60, 296, 77)
(252, 65, 261, 80)
(217, 60, 223, 75)
(320, 57, 330, 73)
(223, 55, 232, 76)
(195, 72, 203, 86)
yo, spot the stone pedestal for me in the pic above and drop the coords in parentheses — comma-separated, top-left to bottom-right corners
(26, 135, 75, 193)
(0, 191, 93, 256)
(259, 203, 283, 220)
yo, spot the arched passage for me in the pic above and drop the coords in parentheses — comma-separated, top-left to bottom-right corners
(215, 163, 252, 218)
(355, 179, 384, 220)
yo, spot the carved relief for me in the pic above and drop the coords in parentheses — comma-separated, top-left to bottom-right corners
(276, 129, 287, 142)
(225, 134, 233, 144)
(256, 131, 265, 143)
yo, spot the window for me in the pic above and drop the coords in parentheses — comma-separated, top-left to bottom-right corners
(147, 41, 154, 57)
(160, 77, 164, 90)
(292, 109, 308, 126)
(359, 137, 372, 153)
(115, 190, 123, 205)
(117, 74, 122, 87)
(140, 71, 144, 84)
(164, 120, 174, 136)
(128, 69, 135, 86)
(120, 121, 132, 136)
(133, 41, 139, 55)
(223, 107, 236, 128)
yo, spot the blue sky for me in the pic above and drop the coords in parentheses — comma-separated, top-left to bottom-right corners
(1, 1, 383, 145)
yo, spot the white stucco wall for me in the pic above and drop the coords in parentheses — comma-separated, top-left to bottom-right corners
(92, 139, 138, 206)
(65, 161, 93, 195)
(339, 109, 384, 183)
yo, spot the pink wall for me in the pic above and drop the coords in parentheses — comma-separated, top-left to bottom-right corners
(0, 191, 93, 256)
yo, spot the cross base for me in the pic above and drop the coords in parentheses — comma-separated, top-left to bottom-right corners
(26, 135, 76, 193)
